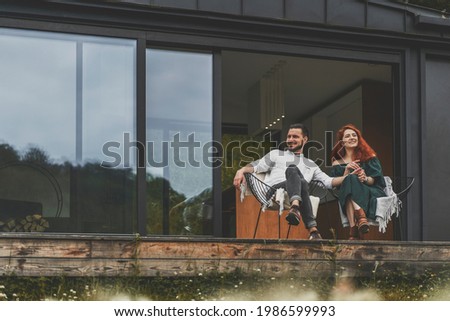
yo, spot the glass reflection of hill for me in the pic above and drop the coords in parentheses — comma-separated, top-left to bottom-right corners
(0, 143, 212, 235)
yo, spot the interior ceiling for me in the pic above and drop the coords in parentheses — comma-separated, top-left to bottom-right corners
(222, 50, 392, 125)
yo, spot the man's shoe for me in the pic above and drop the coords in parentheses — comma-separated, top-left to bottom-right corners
(309, 231, 322, 240)
(286, 205, 301, 225)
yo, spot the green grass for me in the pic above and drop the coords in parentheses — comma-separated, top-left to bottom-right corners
(1, 268, 449, 301)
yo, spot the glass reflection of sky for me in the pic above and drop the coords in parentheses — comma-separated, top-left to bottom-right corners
(146, 49, 212, 199)
(82, 42, 136, 165)
(0, 29, 212, 199)
(0, 30, 76, 162)
(0, 28, 136, 166)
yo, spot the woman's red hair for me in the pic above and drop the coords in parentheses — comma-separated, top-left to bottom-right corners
(331, 124, 376, 163)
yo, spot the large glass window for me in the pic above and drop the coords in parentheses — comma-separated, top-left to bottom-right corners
(222, 50, 393, 240)
(0, 28, 136, 233)
(146, 49, 213, 235)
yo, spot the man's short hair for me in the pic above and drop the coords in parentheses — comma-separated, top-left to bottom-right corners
(289, 123, 309, 138)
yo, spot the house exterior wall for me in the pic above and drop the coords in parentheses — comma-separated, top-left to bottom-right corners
(423, 55, 450, 241)
(39, 0, 447, 35)
(0, 0, 449, 240)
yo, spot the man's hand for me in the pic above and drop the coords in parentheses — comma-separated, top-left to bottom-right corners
(233, 169, 245, 190)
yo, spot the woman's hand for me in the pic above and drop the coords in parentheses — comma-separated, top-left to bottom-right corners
(356, 168, 367, 183)
(344, 160, 361, 176)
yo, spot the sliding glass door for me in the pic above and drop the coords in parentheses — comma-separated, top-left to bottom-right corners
(146, 49, 213, 235)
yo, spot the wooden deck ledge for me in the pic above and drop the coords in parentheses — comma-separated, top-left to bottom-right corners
(0, 233, 449, 278)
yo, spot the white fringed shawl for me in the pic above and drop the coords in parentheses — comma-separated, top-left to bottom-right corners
(338, 176, 401, 233)
(375, 177, 402, 233)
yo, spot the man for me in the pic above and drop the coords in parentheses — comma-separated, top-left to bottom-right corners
(233, 123, 345, 240)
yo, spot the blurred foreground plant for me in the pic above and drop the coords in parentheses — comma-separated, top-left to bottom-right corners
(0, 268, 448, 301)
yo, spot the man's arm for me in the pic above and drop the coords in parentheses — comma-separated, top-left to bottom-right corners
(233, 150, 276, 189)
(331, 175, 347, 187)
(233, 164, 254, 190)
(330, 160, 360, 187)
(312, 166, 348, 188)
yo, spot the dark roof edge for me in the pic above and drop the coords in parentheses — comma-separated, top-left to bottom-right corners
(373, 0, 448, 17)
(415, 14, 450, 28)
(370, 0, 450, 29)
(6, 0, 450, 40)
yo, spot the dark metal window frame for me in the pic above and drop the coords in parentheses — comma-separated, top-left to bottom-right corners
(0, 16, 409, 238)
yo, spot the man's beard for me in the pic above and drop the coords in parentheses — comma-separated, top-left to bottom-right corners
(287, 142, 303, 153)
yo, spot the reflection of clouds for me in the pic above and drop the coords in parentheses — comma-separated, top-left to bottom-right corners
(146, 130, 213, 199)
(147, 49, 212, 123)
(147, 165, 212, 200)
(0, 29, 213, 200)
(82, 42, 136, 163)
(146, 49, 213, 198)
(0, 29, 136, 164)
(0, 32, 76, 162)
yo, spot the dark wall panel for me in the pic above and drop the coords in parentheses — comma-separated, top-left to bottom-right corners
(125, 0, 152, 5)
(327, 0, 365, 28)
(242, 0, 284, 19)
(285, 0, 325, 24)
(149, 0, 197, 10)
(198, 0, 241, 15)
(424, 57, 450, 241)
(367, 5, 404, 32)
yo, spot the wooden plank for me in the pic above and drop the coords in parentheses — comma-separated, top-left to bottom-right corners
(1, 236, 449, 261)
(0, 239, 92, 257)
(0, 257, 335, 277)
(0, 256, 447, 278)
(0, 234, 449, 278)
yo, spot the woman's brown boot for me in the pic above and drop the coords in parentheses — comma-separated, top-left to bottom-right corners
(349, 226, 360, 240)
(354, 208, 369, 234)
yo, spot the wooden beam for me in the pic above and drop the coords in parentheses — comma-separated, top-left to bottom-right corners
(0, 233, 448, 278)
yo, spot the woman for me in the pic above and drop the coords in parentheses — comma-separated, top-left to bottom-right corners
(330, 124, 386, 240)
